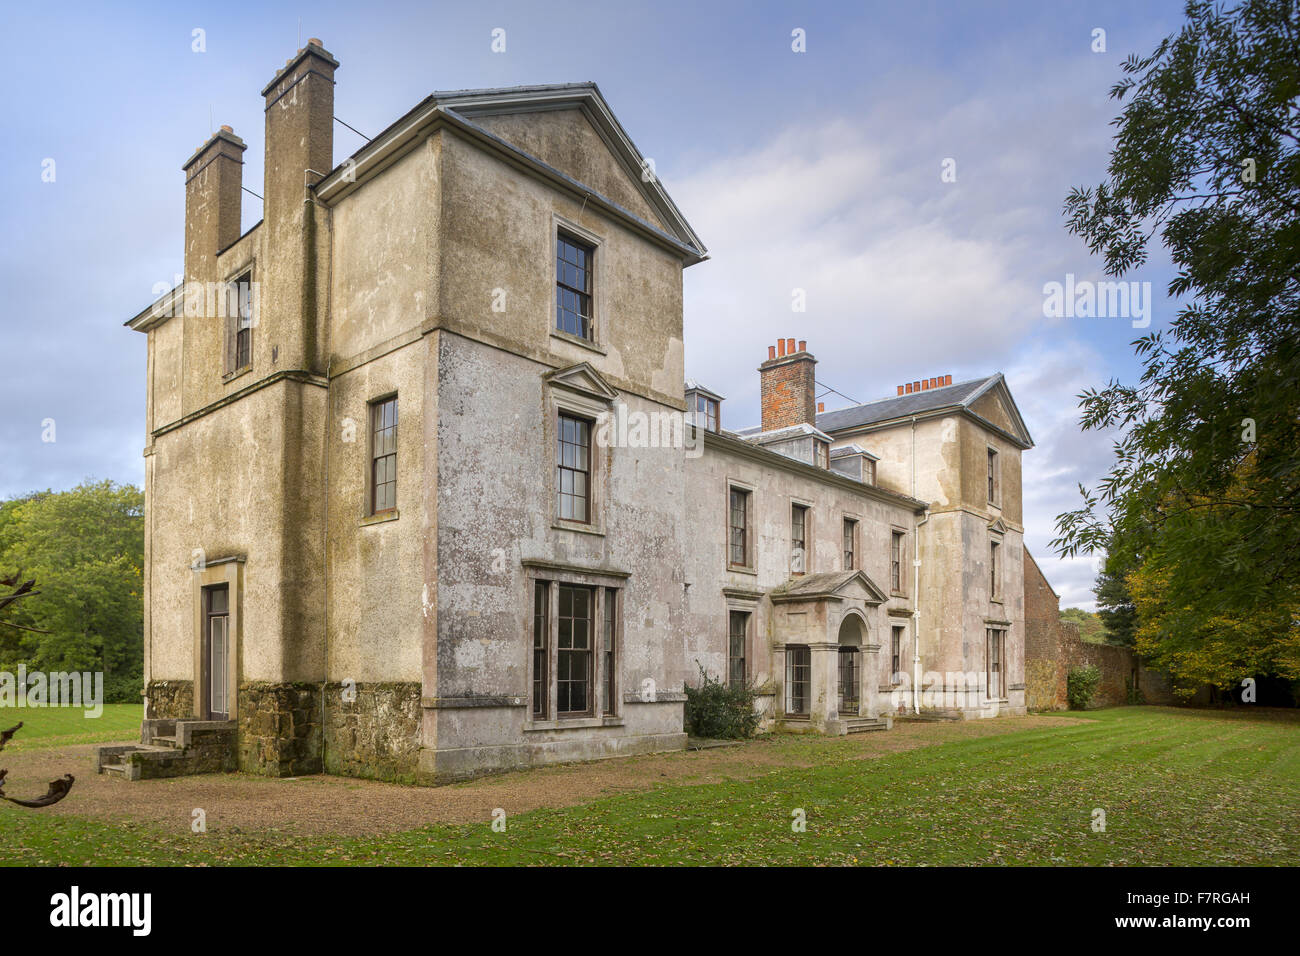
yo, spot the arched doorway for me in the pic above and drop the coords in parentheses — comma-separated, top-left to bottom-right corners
(836, 615, 864, 716)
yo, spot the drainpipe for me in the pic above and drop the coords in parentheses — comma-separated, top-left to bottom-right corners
(911, 416, 925, 715)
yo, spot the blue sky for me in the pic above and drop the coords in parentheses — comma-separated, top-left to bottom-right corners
(0, 0, 1191, 607)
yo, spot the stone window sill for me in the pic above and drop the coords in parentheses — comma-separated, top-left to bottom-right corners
(223, 364, 252, 385)
(361, 509, 399, 526)
(550, 329, 606, 355)
(525, 716, 623, 732)
(727, 564, 757, 576)
(553, 519, 604, 537)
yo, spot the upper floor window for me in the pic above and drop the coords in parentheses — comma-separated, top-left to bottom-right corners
(369, 396, 398, 514)
(791, 504, 809, 575)
(556, 233, 594, 340)
(990, 539, 1002, 599)
(225, 271, 254, 375)
(557, 413, 592, 522)
(728, 487, 750, 568)
(987, 447, 1000, 504)
(891, 530, 905, 594)
(843, 518, 857, 570)
(815, 440, 829, 469)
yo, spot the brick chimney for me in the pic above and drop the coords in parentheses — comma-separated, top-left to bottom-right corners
(260, 38, 338, 372)
(759, 339, 817, 432)
(183, 125, 246, 286)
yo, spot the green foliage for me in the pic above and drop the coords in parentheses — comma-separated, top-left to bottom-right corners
(1067, 665, 1102, 710)
(0, 481, 144, 703)
(1094, 536, 1139, 647)
(1054, 0, 1300, 687)
(1060, 607, 1108, 644)
(683, 663, 761, 740)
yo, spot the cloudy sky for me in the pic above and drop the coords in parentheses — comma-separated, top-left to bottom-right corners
(0, 0, 1189, 608)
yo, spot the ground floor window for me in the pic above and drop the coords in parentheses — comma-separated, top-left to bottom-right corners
(891, 625, 905, 682)
(532, 582, 549, 718)
(557, 584, 593, 716)
(530, 579, 619, 720)
(728, 611, 749, 688)
(986, 628, 1005, 699)
(786, 645, 811, 716)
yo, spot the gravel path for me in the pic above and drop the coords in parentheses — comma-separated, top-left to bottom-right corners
(3, 715, 1083, 837)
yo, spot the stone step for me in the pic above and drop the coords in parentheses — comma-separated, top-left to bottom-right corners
(95, 722, 237, 781)
(844, 718, 889, 733)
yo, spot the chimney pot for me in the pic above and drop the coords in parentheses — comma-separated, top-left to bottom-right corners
(777, 339, 786, 357)
(797, 340, 806, 353)
(945, 374, 952, 385)
(768, 345, 776, 360)
(913, 381, 921, 392)
(897, 385, 904, 396)
(220, 124, 233, 133)
(786, 337, 795, 355)
(817, 402, 825, 413)
(308, 37, 323, 46)
(905, 383, 912, 394)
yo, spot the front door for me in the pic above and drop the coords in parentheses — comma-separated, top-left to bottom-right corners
(203, 585, 229, 721)
(837, 647, 860, 715)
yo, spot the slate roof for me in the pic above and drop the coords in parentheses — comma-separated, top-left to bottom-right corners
(814, 375, 1000, 434)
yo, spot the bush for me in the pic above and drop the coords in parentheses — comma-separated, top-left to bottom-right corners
(1067, 664, 1102, 710)
(683, 664, 760, 739)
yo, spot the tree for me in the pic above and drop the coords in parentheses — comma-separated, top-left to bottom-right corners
(1054, 0, 1300, 688)
(0, 481, 144, 702)
(1094, 538, 1139, 647)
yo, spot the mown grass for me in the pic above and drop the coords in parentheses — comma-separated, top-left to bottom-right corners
(2, 707, 1297, 866)
(0, 703, 142, 751)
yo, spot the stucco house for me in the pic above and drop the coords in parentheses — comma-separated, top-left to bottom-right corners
(103, 40, 1033, 785)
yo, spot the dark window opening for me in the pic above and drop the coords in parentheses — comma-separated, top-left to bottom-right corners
(728, 610, 748, 688)
(532, 581, 549, 718)
(728, 488, 749, 567)
(557, 413, 591, 522)
(791, 504, 808, 574)
(369, 397, 398, 514)
(555, 233, 594, 339)
(557, 584, 593, 716)
(786, 645, 811, 716)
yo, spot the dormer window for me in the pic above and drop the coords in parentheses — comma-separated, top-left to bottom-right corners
(815, 440, 829, 469)
(696, 394, 719, 432)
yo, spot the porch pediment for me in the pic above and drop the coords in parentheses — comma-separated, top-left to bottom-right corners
(769, 569, 888, 607)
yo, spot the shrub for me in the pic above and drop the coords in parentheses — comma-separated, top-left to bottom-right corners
(683, 663, 760, 739)
(1067, 664, 1102, 710)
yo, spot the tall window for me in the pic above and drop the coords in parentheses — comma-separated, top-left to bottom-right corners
(842, 518, 857, 570)
(815, 441, 829, 469)
(602, 588, 617, 715)
(728, 611, 748, 688)
(532, 582, 549, 718)
(369, 397, 398, 514)
(990, 540, 1001, 598)
(556, 233, 594, 339)
(786, 645, 811, 716)
(987, 447, 999, 504)
(891, 530, 905, 593)
(557, 584, 593, 716)
(557, 414, 591, 522)
(891, 625, 905, 682)
(986, 628, 1005, 699)
(233, 272, 253, 370)
(791, 504, 808, 574)
(728, 487, 750, 567)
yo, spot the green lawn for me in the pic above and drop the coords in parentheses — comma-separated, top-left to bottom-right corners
(0, 703, 142, 751)
(3, 707, 1298, 866)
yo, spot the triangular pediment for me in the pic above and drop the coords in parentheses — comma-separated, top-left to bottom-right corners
(432, 85, 705, 257)
(966, 376, 1034, 448)
(988, 517, 1009, 535)
(770, 569, 888, 607)
(544, 362, 619, 403)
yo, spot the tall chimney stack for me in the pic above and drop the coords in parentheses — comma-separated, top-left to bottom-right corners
(260, 38, 338, 372)
(759, 339, 817, 432)
(183, 126, 246, 286)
